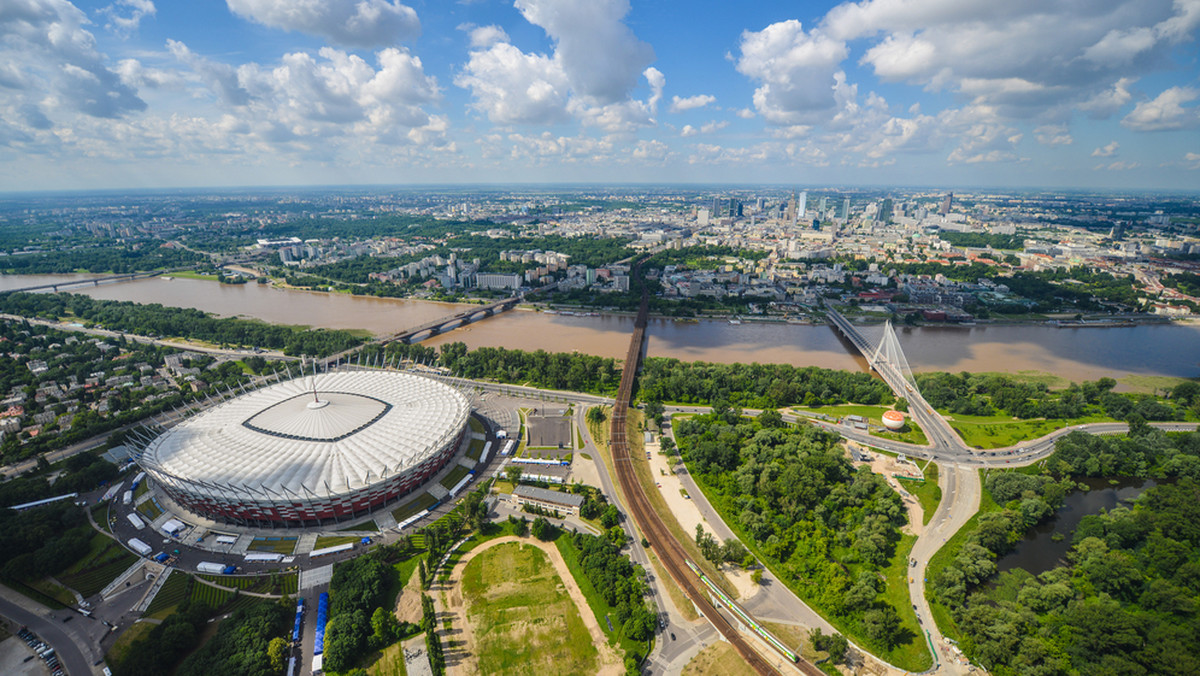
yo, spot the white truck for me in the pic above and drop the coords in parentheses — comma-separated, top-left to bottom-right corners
(127, 513, 145, 530)
(128, 538, 152, 556)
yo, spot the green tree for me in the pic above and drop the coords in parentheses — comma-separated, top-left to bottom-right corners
(586, 406, 607, 425)
(267, 637, 288, 674)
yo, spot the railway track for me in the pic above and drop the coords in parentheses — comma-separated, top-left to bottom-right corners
(608, 284, 822, 676)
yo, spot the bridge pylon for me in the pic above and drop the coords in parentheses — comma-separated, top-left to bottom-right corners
(868, 320, 919, 395)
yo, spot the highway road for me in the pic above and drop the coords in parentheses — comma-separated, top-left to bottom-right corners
(0, 594, 95, 676)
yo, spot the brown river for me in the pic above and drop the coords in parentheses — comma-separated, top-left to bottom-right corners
(3, 274, 1198, 382)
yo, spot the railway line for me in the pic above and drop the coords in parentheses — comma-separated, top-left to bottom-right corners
(607, 282, 821, 676)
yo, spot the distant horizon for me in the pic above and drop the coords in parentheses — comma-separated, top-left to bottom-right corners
(4, 181, 1200, 200)
(2, 1, 1198, 192)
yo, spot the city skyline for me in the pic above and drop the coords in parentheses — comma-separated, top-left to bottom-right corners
(2, 0, 1199, 191)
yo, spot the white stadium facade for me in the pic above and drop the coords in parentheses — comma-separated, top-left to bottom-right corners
(138, 370, 470, 527)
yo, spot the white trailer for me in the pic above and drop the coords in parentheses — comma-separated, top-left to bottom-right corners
(126, 513, 145, 530)
(127, 538, 152, 556)
(243, 552, 284, 563)
(122, 490, 133, 506)
(196, 561, 235, 575)
(214, 535, 238, 545)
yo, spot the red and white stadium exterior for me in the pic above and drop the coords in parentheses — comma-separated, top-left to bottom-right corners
(139, 370, 470, 527)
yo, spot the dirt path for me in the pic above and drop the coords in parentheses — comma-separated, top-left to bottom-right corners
(436, 535, 622, 676)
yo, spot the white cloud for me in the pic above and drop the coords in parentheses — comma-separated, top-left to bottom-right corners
(1034, 124, 1072, 146)
(513, 0, 653, 104)
(644, 67, 665, 113)
(467, 25, 510, 48)
(1092, 141, 1120, 157)
(735, 108, 755, 119)
(735, 20, 848, 124)
(98, 0, 156, 37)
(668, 94, 715, 113)
(0, 0, 146, 122)
(680, 122, 731, 138)
(1122, 86, 1199, 131)
(821, 0, 1200, 119)
(1094, 160, 1141, 170)
(167, 41, 445, 154)
(1184, 152, 1200, 169)
(456, 42, 570, 125)
(456, 0, 659, 131)
(226, 0, 420, 48)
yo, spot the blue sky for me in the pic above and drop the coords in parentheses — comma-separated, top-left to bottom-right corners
(2, 0, 1198, 191)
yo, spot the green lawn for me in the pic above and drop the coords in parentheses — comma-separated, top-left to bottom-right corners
(314, 535, 361, 549)
(905, 461, 941, 526)
(29, 579, 76, 606)
(133, 481, 149, 499)
(136, 498, 163, 520)
(247, 537, 297, 555)
(439, 464, 470, 490)
(466, 439, 485, 460)
(57, 533, 139, 597)
(366, 640, 410, 676)
(469, 416, 485, 435)
(391, 493, 437, 523)
(945, 412, 1114, 449)
(91, 502, 112, 533)
(925, 470, 998, 642)
(144, 570, 190, 619)
(337, 519, 379, 532)
(105, 621, 156, 668)
(461, 541, 600, 675)
(1118, 374, 1192, 395)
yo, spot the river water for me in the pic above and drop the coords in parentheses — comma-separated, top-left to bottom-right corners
(994, 477, 1157, 577)
(3, 274, 1199, 381)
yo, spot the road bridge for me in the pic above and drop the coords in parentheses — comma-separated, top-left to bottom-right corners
(0, 270, 164, 293)
(826, 308, 969, 456)
(387, 295, 521, 344)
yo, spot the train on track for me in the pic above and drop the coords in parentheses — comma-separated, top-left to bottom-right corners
(684, 559, 799, 663)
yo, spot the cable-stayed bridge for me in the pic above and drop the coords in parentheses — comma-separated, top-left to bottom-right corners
(826, 308, 970, 455)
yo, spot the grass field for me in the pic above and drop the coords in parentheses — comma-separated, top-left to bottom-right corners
(925, 470, 998, 642)
(145, 571, 189, 619)
(198, 572, 297, 595)
(58, 532, 138, 597)
(469, 416, 485, 435)
(314, 534, 361, 549)
(133, 481, 148, 500)
(248, 537, 297, 555)
(1119, 374, 1192, 395)
(29, 578, 76, 606)
(337, 519, 379, 532)
(945, 412, 1114, 449)
(905, 460, 942, 526)
(466, 438, 485, 460)
(461, 542, 599, 675)
(439, 464, 470, 490)
(90, 503, 112, 532)
(366, 640, 410, 676)
(391, 492, 438, 523)
(136, 498, 163, 520)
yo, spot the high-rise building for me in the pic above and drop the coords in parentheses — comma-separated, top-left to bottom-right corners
(797, 191, 808, 221)
(879, 198, 894, 224)
(940, 193, 953, 216)
(840, 197, 850, 220)
(817, 196, 827, 217)
(785, 192, 797, 224)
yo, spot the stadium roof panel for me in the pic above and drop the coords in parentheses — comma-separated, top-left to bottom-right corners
(143, 371, 469, 499)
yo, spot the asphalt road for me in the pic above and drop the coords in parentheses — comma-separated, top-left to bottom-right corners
(0, 595, 94, 676)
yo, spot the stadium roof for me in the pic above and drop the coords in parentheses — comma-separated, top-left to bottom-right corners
(143, 371, 469, 500)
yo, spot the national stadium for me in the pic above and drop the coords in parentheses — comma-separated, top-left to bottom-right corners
(137, 370, 471, 527)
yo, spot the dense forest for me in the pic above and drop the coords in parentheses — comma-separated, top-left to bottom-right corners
(437, 341, 622, 395)
(322, 555, 398, 672)
(0, 453, 118, 509)
(114, 600, 215, 676)
(0, 292, 363, 356)
(176, 601, 290, 676)
(930, 428, 1200, 674)
(937, 231, 1027, 250)
(915, 372, 1192, 421)
(0, 500, 93, 581)
(566, 531, 656, 641)
(0, 244, 203, 274)
(674, 414, 916, 658)
(640, 358, 894, 409)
